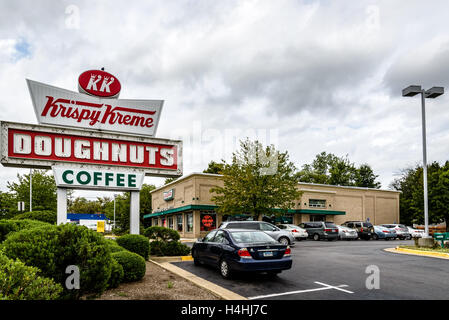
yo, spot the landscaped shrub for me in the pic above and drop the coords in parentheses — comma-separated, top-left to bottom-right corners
(104, 238, 127, 253)
(116, 234, 150, 260)
(0, 219, 50, 242)
(149, 240, 191, 256)
(107, 258, 124, 289)
(144, 226, 180, 242)
(2, 223, 114, 299)
(0, 251, 62, 300)
(164, 241, 191, 256)
(111, 251, 146, 282)
(12, 210, 56, 224)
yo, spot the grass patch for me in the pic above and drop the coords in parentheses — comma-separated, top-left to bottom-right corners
(399, 245, 449, 253)
(167, 281, 174, 289)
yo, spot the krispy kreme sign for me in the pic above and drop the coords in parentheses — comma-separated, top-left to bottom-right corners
(0, 121, 182, 177)
(27, 78, 163, 137)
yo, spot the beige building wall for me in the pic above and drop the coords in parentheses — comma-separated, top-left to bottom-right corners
(147, 173, 401, 239)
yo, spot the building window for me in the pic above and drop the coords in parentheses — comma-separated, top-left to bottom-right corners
(310, 214, 326, 222)
(162, 217, 167, 228)
(200, 212, 216, 232)
(176, 214, 183, 232)
(185, 213, 193, 233)
(309, 199, 326, 208)
(168, 216, 174, 229)
(152, 218, 158, 226)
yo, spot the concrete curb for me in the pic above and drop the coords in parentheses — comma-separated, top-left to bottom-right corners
(149, 260, 247, 300)
(384, 247, 449, 260)
(150, 256, 193, 263)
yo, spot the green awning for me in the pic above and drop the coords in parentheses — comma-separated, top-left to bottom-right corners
(144, 206, 345, 219)
(144, 204, 218, 219)
(298, 209, 346, 215)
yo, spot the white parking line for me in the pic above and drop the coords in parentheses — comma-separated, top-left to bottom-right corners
(314, 281, 354, 294)
(247, 281, 353, 300)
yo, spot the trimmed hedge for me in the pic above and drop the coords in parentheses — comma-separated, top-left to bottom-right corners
(108, 258, 124, 289)
(116, 234, 150, 260)
(0, 251, 62, 300)
(104, 238, 127, 253)
(111, 251, 146, 282)
(149, 240, 191, 256)
(2, 224, 114, 299)
(0, 219, 50, 242)
(144, 226, 180, 242)
(13, 210, 56, 224)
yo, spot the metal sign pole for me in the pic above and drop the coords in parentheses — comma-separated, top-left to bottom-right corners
(130, 191, 140, 234)
(57, 187, 67, 225)
(29, 169, 32, 212)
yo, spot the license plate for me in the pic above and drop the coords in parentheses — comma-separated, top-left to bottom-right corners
(367, 233, 371, 235)
(263, 252, 273, 257)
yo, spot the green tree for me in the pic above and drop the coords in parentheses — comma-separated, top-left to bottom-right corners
(0, 191, 17, 219)
(297, 152, 381, 188)
(69, 197, 106, 214)
(104, 183, 156, 232)
(164, 177, 178, 185)
(354, 164, 381, 188)
(211, 139, 302, 220)
(7, 170, 58, 212)
(390, 161, 449, 229)
(203, 161, 225, 174)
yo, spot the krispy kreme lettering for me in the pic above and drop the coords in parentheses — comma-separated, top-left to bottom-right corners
(41, 97, 155, 128)
(27, 79, 163, 137)
(8, 129, 178, 170)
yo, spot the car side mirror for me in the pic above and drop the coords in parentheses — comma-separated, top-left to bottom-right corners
(273, 227, 277, 231)
(197, 237, 203, 242)
(223, 239, 229, 245)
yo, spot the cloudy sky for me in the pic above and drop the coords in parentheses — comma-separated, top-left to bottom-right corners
(1, 0, 449, 199)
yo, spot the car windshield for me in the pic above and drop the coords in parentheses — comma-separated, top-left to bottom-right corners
(229, 231, 277, 244)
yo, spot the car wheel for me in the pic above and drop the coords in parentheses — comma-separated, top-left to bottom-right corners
(192, 250, 201, 266)
(407, 236, 412, 240)
(372, 234, 378, 240)
(313, 234, 320, 241)
(219, 259, 232, 279)
(279, 237, 290, 245)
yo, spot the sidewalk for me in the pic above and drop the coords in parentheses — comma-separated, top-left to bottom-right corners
(149, 258, 247, 300)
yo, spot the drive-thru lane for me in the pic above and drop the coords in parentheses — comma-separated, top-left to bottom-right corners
(172, 240, 449, 300)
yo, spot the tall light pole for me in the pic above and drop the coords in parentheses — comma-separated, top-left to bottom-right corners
(402, 85, 444, 238)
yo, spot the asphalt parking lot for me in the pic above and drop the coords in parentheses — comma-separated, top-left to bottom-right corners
(173, 239, 449, 300)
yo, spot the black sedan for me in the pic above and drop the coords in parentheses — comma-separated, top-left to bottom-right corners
(191, 228, 292, 279)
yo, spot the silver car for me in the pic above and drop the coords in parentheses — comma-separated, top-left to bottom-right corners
(277, 224, 308, 240)
(336, 225, 358, 240)
(219, 221, 296, 245)
(381, 224, 412, 240)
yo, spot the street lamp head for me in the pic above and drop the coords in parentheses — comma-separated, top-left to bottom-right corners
(402, 85, 422, 97)
(425, 86, 444, 99)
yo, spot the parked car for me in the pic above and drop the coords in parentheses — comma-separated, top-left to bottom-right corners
(219, 221, 296, 245)
(380, 224, 411, 240)
(192, 229, 292, 278)
(372, 225, 396, 240)
(341, 221, 374, 240)
(407, 226, 425, 238)
(336, 225, 358, 240)
(277, 224, 308, 240)
(298, 222, 339, 241)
